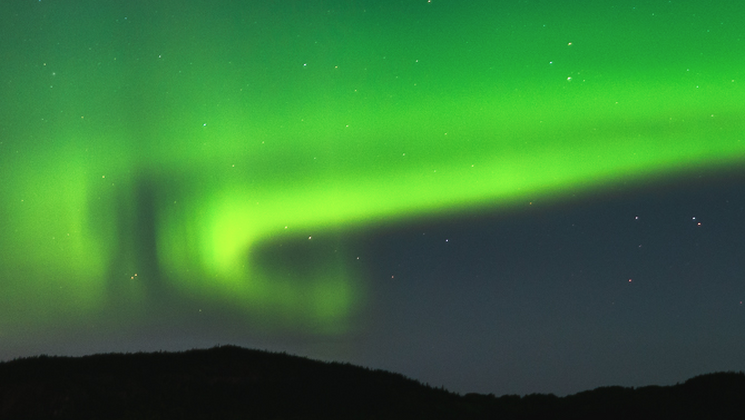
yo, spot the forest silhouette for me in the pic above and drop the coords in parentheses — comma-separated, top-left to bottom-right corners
(1, 345, 743, 419)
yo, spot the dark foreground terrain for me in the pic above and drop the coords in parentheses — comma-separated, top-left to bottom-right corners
(1, 345, 743, 419)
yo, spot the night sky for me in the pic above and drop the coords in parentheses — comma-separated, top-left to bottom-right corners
(1, 0, 744, 397)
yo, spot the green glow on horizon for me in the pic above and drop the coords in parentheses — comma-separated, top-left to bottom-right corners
(1, 0, 743, 338)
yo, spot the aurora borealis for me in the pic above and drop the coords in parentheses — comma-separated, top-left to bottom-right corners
(2, 0, 744, 396)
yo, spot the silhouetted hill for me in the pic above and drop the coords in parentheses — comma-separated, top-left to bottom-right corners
(1, 346, 743, 419)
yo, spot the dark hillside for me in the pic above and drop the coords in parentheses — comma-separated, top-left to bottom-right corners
(0, 345, 464, 420)
(1, 346, 744, 419)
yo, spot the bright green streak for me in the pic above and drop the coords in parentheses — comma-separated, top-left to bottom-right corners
(1, 1, 743, 337)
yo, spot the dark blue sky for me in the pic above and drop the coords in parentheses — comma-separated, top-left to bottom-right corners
(346, 168, 745, 395)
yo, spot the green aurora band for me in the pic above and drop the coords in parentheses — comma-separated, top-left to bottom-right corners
(1, 1, 743, 337)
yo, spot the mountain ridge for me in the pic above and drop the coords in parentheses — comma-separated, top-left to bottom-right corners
(1, 345, 743, 419)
